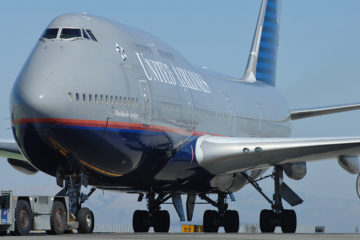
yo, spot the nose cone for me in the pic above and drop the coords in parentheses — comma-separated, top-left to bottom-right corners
(11, 66, 56, 124)
(11, 44, 63, 125)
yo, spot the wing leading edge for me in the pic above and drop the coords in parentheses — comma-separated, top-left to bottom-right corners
(195, 135, 360, 175)
(290, 103, 360, 120)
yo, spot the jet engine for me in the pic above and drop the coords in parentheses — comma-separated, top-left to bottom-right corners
(209, 169, 267, 192)
(209, 173, 248, 192)
(282, 162, 307, 180)
(7, 158, 39, 175)
(337, 155, 360, 174)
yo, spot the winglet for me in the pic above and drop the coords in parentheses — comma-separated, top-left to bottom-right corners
(243, 0, 281, 86)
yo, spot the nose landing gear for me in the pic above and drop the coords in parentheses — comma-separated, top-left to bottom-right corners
(56, 173, 96, 234)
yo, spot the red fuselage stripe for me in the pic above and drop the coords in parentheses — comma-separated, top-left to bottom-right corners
(13, 118, 224, 137)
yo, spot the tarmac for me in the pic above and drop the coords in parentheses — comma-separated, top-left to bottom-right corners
(1, 233, 360, 240)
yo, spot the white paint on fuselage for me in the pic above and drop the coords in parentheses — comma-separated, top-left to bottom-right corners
(135, 52, 211, 94)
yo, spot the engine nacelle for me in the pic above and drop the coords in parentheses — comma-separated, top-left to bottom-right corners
(338, 155, 360, 174)
(209, 169, 268, 192)
(7, 158, 38, 175)
(282, 162, 307, 180)
(209, 173, 248, 193)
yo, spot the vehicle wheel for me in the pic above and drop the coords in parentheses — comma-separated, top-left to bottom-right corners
(224, 210, 239, 233)
(153, 210, 170, 232)
(260, 209, 275, 233)
(203, 210, 219, 233)
(12, 200, 33, 236)
(47, 201, 66, 235)
(77, 208, 94, 234)
(280, 210, 296, 233)
(133, 210, 150, 233)
(0, 231, 6, 236)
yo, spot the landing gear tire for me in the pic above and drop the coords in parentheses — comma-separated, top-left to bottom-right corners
(153, 210, 170, 233)
(280, 210, 296, 233)
(11, 200, 33, 236)
(133, 210, 150, 233)
(224, 210, 239, 233)
(203, 210, 219, 233)
(47, 201, 67, 235)
(77, 208, 94, 234)
(260, 209, 275, 233)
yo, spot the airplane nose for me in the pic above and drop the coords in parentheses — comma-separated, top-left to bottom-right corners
(11, 61, 61, 126)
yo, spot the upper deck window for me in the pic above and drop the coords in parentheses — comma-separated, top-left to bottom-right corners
(60, 28, 81, 39)
(85, 29, 97, 41)
(42, 28, 59, 39)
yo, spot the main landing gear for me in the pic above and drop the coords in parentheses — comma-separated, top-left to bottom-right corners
(132, 193, 171, 233)
(243, 166, 303, 233)
(199, 193, 239, 233)
(56, 173, 96, 234)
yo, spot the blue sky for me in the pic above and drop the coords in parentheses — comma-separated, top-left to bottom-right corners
(1, 0, 360, 233)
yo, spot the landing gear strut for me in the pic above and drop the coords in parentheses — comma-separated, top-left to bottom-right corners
(199, 193, 239, 233)
(132, 193, 171, 233)
(243, 166, 300, 233)
(56, 174, 96, 234)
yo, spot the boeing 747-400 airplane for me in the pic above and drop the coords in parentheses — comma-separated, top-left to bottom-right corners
(2, 0, 360, 235)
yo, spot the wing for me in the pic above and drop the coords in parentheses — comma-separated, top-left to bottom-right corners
(290, 103, 360, 120)
(0, 140, 38, 175)
(195, 136, 360, 175)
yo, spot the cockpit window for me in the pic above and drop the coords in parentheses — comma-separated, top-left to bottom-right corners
(82, 29, 90, 40)
(60, 28, 81, 39)
(86, 29, 97, 41)
(41, 28, 59, 39)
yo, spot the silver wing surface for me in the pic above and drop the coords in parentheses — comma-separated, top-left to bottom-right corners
(0, 140, 38, 175)
(195, 136, 360, 175)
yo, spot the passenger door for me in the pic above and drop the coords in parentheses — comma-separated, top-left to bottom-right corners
(225, 97, 235, 136)
(139, 80, 151, 125)
(256, 103, 263, 137)
(183, 88, 194, 131)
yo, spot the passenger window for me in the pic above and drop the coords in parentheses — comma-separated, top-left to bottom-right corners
(105, 95, 109, 104)
(100, 95, 104, 104)
(42, 28, 59, 39)
(68, 92, 73, 102)
(82, 29, 90, 40)
(110, 96, 114, 104)
(120, 97, 123, 106)
(124, 97, 127, 106)
(95, 94, 98, 103)
(115, 96, 118, 105)
(60, 28, 81, 39)
(86, 29, 97, 41)
(75, 93, 79, 102)
(82, 93, 86, 102)
(89, 94, 92, 102)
